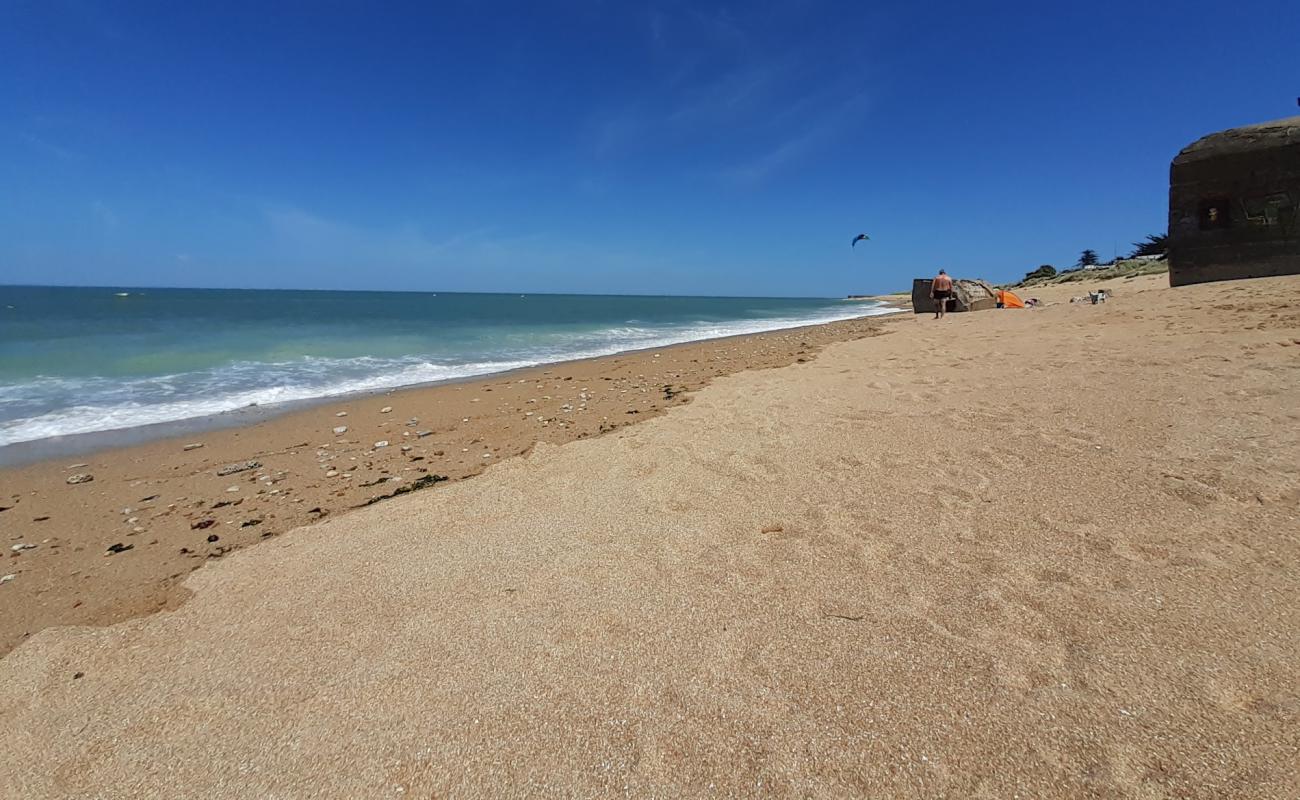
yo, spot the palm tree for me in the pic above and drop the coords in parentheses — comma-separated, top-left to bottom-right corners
(1128, 233, 1168, 258)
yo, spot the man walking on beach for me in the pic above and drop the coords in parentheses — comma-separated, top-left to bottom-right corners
(930, 269, 953, 319)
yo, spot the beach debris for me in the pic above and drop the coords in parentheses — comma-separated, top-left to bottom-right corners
(374, 440, 390, 448)
(226, 486, 240, 493)
(760, 524, 784, 534)
(105, 543, 133, 555)
(66, 463, 89, 470)
(73, 672, 84, 680)
(333, 426, 348, 435)
(216, 460, 261, 477)
(0, 574, 15, 585)
(139, 494, 159, 503)
(354, 473, 448, 508)
(416, 430, 432, 438)
(33, 515, 50, 522)
(335, 411, 348, 417)
(326, 470, 339, 477)
(183, 443, 204, 451)
(822, 612, 865, 622)
(206, 534, 220, 543)
(11, 543, 36, 552)
(191, 519, 216, 530)
(240, 519, 262, 528)
(380, 406, 393, 413)
(66, 473, 94, 485)
(400, 445, 412, 452)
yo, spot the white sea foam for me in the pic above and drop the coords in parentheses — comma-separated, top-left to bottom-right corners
(0, 304, 897, 446)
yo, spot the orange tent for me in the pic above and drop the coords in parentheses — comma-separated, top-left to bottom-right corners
(996, 289, 1026, 309)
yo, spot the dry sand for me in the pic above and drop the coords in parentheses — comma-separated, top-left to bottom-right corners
(2, 274, 1298, 798)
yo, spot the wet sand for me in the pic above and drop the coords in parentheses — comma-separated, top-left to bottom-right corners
(2, 274, 1298, 798)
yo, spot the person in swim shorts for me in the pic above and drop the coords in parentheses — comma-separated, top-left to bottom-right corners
(930, 269, 953, 319)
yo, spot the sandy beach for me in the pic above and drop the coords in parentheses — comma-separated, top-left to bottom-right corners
(0, 317, 889, 658)
(2, 273, 1298, 797)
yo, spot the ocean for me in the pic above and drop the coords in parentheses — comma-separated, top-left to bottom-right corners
(0, 286, 894, 449)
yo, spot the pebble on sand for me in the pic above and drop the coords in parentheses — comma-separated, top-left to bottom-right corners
(333, 426, 348, 435)
(183, 443, 204, 451)
(336, 411, 348, 417)
(0, 574, 15, 585)
(374, 441, 390, 448)
(66, 474, 94, 485)
(215, 460, 261, 477)
(380, 406, 393, 413)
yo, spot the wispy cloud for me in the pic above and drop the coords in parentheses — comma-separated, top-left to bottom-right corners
(723, 91, 871, 186)
(90, 200, 119, 231)
(261, 204, 503, 267)
(22, 132, 81, 161)
(587, 5, 874, 185)
(255, 201, 691, 292)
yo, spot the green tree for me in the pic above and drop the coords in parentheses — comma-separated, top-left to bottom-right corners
(1128, 233, 1168, 258)
(1023, 264, 1057, 282)
(1078, 249, 1100, 267)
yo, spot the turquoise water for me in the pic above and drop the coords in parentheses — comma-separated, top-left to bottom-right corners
(0, 286, 893, 446)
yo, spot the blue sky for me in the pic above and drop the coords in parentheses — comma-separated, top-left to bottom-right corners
(2, 1, 1296, 297)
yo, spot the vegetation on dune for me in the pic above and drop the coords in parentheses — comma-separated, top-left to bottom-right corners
(1008, 232, 1168, 288)
(1014, 256, 1168, 287)
(893, 231, 1170, 293)
(1023, 264, 1057, 282)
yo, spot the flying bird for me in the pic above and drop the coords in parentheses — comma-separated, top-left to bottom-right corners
(851, 234, 870, 248)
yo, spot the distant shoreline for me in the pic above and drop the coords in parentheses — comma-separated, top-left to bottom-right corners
(0, 306, 899, 467)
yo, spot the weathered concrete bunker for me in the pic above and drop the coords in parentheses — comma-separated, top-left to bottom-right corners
(1168, 116, 1300, 286)
(911, 278, 997, 314)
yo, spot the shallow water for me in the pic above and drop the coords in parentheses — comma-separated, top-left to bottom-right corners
(0, 286, 892, 446)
